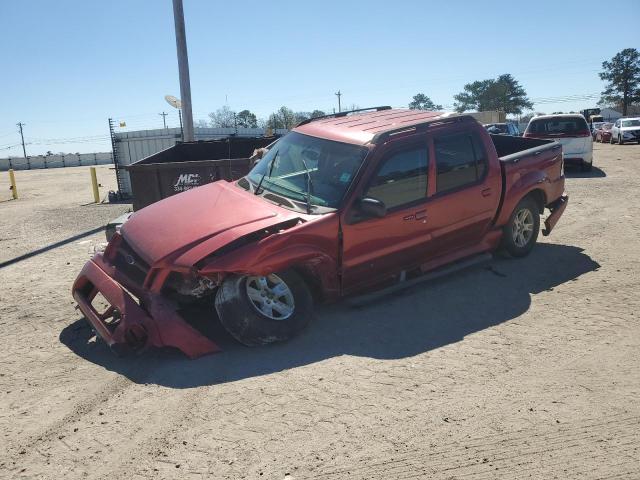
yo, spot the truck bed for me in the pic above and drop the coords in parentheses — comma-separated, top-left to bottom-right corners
(490, 134, 559, 162)
(489, 133, 565, 230)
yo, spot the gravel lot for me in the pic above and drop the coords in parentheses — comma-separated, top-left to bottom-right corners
(1, 144, 639, 479)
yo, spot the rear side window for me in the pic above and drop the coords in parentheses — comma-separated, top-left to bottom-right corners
(527, 116, 589, 136)
(365, 147, 428, 209)
(434, 133, 487, 193)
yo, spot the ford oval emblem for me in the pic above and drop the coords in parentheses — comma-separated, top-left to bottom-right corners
(125, 254, 135, 265)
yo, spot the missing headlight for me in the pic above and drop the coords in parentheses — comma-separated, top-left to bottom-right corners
(163, 272, 219, 302)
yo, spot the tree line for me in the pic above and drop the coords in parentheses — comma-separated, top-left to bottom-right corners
(201, 106, 329, 130)
(200, 48, 640, 129)
(409, 48, 640, 117)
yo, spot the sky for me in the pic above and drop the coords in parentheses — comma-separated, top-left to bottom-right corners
(1, 0, 638, 156)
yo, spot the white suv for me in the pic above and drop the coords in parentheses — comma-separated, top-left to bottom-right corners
(610, 117, 640, 144)
(524, 114, 593, 171)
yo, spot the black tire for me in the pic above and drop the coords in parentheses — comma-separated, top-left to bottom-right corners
(215, 269, 314, 347)
(581, 160, 593, 172)
(609, 135, 614, 144)
(618, 135, 624, 145)
(500, 196, 540, 258)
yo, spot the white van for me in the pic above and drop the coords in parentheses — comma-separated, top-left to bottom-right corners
(524, 114, 593, 171)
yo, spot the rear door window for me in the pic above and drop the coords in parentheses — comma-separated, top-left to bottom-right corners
(365, 147, 428, 209)
(434, 132, 487, 193)
(527, 117, 589, 136)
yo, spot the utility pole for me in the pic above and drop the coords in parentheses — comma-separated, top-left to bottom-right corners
(159, 112, 168, 129)
(172, 0, 194, 142)
(17, 122, 27, 158)
(335, 90, 342, 112)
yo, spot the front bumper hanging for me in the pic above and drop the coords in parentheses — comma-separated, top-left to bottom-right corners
(72, 254, 220, 358)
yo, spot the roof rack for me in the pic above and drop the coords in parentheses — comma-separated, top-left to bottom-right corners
(370, 114, 474, 144)
(296, 106, 392, 127)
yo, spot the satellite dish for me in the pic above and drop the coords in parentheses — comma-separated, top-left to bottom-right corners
(164, 95, 182, 109)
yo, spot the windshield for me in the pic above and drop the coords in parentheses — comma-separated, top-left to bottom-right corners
(244, 132, 368, 210)
(621, 119, 640, 127)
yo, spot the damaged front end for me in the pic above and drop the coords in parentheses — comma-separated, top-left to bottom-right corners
(71, 216, 306, 358)
(71, 232, 221, 358)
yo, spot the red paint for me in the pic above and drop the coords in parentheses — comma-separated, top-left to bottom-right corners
(594, 124, 613, 143)
(72, 109, 567, 357)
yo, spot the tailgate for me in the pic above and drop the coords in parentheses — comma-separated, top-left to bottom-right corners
(557, 136, 589, 156)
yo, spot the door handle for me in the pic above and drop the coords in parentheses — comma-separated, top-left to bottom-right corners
(481, 188, 492, 197)
(402, 210, 427, 221)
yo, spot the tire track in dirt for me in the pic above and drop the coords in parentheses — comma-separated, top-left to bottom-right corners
(304, 413, 640, 479)
(90, 389, 207, 480)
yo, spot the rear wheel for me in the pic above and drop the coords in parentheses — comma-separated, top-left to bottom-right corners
(500, 196, 540, 258)
(215, 270, 314, 346)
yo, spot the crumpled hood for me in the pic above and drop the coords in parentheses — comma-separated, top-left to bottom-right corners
(121, 181, 300, 266)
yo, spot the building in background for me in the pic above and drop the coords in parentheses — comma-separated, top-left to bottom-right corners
(600, 108, 623, 122)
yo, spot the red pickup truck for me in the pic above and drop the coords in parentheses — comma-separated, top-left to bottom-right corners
(72, 107, 567, 357)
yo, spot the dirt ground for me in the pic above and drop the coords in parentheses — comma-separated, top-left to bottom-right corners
(1, 144, 639, 479)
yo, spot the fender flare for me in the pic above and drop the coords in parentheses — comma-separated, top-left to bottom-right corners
(495, 171, 548, 227)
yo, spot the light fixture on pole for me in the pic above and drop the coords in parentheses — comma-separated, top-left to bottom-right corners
(165, 95, 184, 141)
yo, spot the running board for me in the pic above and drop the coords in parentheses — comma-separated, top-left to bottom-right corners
(346, 253, 493, 307)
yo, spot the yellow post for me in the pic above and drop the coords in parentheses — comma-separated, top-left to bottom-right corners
(9, 169, 18, 200)
(90, 167, 100, 203)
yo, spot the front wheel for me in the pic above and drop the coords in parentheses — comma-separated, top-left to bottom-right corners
(500, 197, 540, 258)
(618, 135, 624, 145)
(215, 270, 314, 346)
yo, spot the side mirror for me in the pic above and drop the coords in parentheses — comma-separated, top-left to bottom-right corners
(358, 197, 387, 219)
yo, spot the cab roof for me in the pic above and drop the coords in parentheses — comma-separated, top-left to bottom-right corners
(293, 107, 468, 145)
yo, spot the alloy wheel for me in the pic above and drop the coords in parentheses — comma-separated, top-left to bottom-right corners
(245, 274, 295, 320)
(512, 208, 534, 248)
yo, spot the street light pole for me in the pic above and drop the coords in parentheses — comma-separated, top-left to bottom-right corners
(172, 0, 194, 142)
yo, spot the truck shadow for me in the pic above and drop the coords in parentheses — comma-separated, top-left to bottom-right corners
(564, 165, 606, 178)
(60, 243, 599, 388)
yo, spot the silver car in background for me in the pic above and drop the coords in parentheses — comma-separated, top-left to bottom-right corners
(610, 118, 640, 144)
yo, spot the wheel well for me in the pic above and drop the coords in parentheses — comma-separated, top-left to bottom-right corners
(527, 189, 546, 214)
(291, 265, 324, 303)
